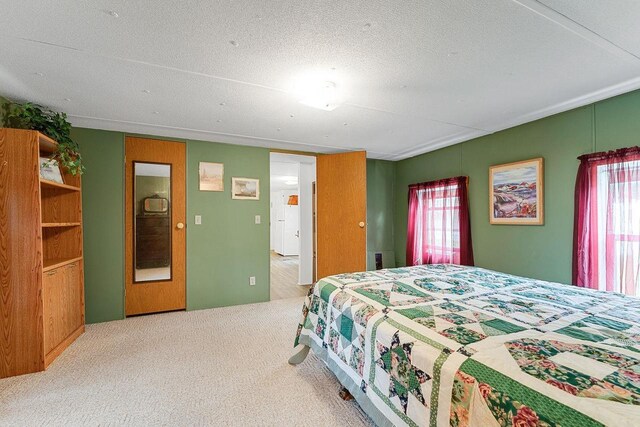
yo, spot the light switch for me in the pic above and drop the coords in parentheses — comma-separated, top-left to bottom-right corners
(255, 215, 261, 224)
(249, 276, 256, 286)
(195, 215, 202, 225)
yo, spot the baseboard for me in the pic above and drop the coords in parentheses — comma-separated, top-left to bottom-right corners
(44, 325, 85, 368)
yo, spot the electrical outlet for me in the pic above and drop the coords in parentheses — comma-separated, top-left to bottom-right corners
(195, 215, 202, 225)
(249, 276, 256, 286)
(255, 215, 261, 224)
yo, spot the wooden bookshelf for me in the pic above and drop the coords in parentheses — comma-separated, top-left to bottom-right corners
(43, 256, 84, 272)
(0, 128, 85, 378)
(41, 222, 82, 228)
(38, 133, 58, 153)
(40, 179, 80, 192)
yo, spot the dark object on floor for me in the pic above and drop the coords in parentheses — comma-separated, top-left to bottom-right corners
(375, 252, 383, 270)
(339, 387, 354, 401)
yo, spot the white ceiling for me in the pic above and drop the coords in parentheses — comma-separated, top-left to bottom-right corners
(1, 1, 640, 160)
(270, 153, 316, 191)
(270, 161, 299, 192)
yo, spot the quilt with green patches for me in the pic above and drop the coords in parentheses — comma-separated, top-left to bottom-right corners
(293, 264, 640, 427)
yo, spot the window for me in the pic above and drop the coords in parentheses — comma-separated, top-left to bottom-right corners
(574, 147, 640, 296)
(406, 176, 474, 266)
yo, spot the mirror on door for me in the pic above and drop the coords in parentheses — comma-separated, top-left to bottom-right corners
(133, 162, 172, 282)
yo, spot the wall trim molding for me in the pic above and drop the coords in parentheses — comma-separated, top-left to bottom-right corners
(387, 77, 640, 161)
(68, 114, 391, 160)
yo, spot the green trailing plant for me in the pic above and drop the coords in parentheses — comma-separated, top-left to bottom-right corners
(2, 102, 84, 175)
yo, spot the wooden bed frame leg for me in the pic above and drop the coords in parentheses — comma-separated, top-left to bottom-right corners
(339, 387, 354, 401)
(288, 344, 311, 365)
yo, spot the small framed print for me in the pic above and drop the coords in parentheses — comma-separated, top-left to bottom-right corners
(39, 157, 64, 184)
(199, 162, 224, 191)
(489, 157, 544, 225)
(231, 177, 259, 200)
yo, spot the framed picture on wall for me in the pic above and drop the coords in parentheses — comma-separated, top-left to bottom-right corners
(489, 157, 544, 225)
(199, 162, 224, 191)
(231, 177, 260, 200)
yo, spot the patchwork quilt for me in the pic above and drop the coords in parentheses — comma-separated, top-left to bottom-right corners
(294, 265, 640, 427)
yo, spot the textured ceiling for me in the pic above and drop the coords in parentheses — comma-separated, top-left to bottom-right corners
(1, 1, 639, 160)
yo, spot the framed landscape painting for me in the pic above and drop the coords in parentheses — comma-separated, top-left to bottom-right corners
(489, 158, 544, 225)
(199, 162, 224, 191)
(231, 177, 259, 200)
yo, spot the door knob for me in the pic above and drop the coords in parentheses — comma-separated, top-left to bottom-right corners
(359, 221, 365, 228)
(176, 222, 184, 229)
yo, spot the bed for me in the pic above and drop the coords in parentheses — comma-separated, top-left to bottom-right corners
(290, 264, 640, 426)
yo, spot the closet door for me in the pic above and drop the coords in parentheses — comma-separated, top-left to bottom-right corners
(283, 205, 299, 256)
(316, 151, 367, 278)
(125, 137, 186, 316)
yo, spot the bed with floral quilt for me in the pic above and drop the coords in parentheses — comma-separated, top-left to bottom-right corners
(290, 264, 640, 427)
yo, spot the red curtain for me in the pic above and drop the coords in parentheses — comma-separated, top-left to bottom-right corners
(406, 176, 474, 266)
(573, 146, 640, 295)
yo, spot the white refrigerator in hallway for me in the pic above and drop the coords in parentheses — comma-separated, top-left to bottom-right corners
(274, 204, 299, 256)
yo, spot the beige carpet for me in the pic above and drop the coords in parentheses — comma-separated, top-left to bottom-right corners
(0, 298, 373, 426)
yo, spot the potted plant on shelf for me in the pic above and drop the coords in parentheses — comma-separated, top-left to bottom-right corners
(1, 102, 84, 175)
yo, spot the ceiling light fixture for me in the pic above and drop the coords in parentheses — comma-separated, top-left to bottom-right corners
(294, 79, 341, 111)
(290, 68, 346, 111)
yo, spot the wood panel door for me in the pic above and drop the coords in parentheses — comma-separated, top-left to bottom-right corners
(316, 151, 367, 279)
(125, 137, 186, 316)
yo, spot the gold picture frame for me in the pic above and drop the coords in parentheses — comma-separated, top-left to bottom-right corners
(489, 157, 544, 225)
(199, 162, 224, 192)
(231, 177, 260, 200)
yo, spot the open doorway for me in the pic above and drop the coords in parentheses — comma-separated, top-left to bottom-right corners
(270, 153, 316, 300)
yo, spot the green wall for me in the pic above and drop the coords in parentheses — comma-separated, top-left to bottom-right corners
(72, 128, 125, 323)
(366, 159, 396, 270)
(72, 129, 273, 322)
(73, 126, 389, 322)
(186, 140, 270, 310)
(394, 89, 640, 284)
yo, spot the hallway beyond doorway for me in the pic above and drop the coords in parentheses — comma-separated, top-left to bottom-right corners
(270, 251, 310, 300)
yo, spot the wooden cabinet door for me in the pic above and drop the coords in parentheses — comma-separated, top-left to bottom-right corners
(316, 151, 367, 279)
(43, 262, 83, 357)
(43, 267, 66, 355)
(65, 262, 83, 335)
